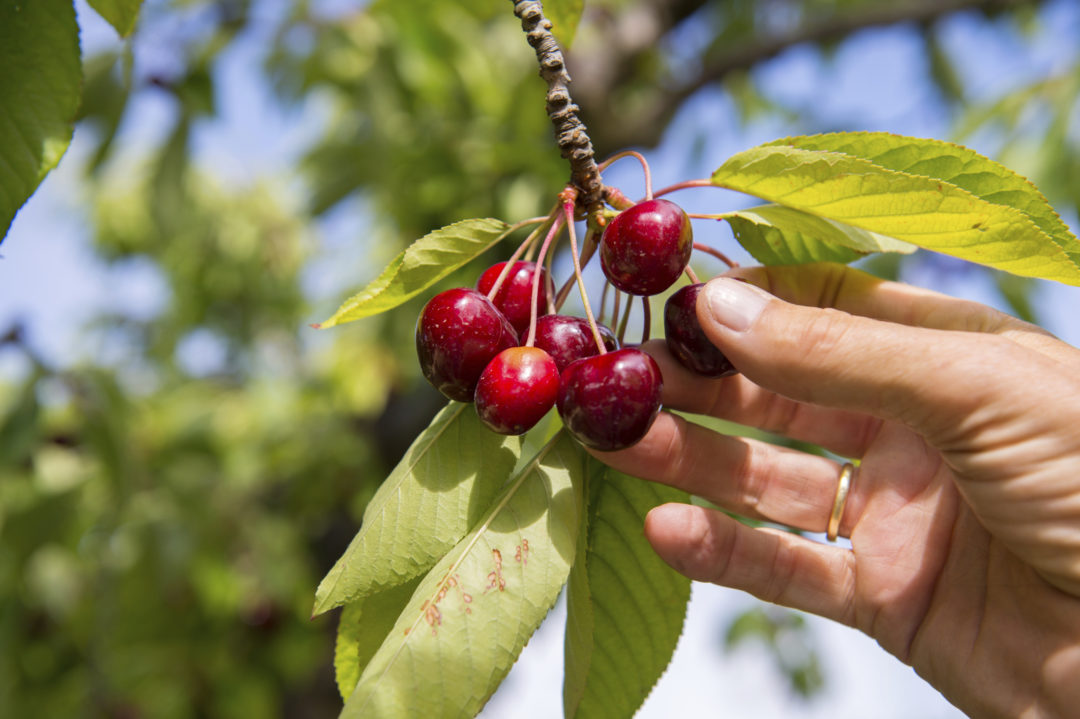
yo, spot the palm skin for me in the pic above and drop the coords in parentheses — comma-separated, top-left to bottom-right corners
(592, 264, 1080, 718)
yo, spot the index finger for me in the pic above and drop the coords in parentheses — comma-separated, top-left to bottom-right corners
(725, 263, 1079, 368)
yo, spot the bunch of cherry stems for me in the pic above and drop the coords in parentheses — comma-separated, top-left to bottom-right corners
(483, 153, 736, 354)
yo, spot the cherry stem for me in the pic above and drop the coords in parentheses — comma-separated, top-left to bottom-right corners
(598, 150, 653, 201)
(616, 291, 633, 344)
(640, 297, 652, 343)
(544, 248, 557, 315)
(554, 226, 599, 311)
(684, 265, 701, 284)
(563, 201, 608, 355)
(651, 178, 714, 200)
(485, 211, 556, 302)
(611, 288, 622, 334)
(525, 212, 566, 347)
(598, 281, 611, 325)
(693, 242, 739, 269)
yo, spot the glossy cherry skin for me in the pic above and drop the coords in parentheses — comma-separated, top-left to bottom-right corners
(415, 288, 518, 402)
(664, 283, 736, 378)
(557, 348, 663, 451)
(476, 261, 554, 335)
(474, 347, 560, 435)
(600, 199, 693, 296)
(533, 315, 619, 373)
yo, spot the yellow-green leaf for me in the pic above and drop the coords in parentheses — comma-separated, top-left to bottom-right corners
(334, 577, 423, 700)
(712, 144, 1080, 286)
(340, 432, 586, 719)
(564, 465, 691, 719)
(315, 218, 513, 328)
(313, 403, 522, 616)
(767, 132, 1080, 268)
(545, 0, 585, 48)
(87, 0, 143, 37)
(723, 204, 917, 266)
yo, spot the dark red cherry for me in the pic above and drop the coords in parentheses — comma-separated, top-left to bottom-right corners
(556, 348, 663, 451)
(416, 288, 518, 402)
(600, 199, 693, 296)
(533, 315, 619, 373)
(474, 347, 560, 435)
(476, 261, 554, 335)
(664, 283, 736, 378)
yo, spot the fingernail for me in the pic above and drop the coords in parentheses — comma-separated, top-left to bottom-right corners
(703, 277, 771, 332)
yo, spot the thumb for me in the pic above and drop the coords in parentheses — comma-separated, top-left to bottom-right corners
(695, 276, 1032, 442)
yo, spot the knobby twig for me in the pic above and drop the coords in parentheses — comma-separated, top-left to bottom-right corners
(510, 0, 605, 221)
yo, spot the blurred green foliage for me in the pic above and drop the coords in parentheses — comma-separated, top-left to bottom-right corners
(2, 0, 1077, 715)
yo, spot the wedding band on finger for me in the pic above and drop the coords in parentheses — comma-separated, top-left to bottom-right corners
(827, 462, 856, 542)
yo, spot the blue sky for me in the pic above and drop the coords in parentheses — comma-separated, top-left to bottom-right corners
(2, 1, 1079, 716)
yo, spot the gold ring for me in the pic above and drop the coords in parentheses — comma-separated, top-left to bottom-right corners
(827, 462, 856, 542)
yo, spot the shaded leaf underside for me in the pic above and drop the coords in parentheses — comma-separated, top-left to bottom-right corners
(341, 432, 585, 719)
(0, 0, 82, 242)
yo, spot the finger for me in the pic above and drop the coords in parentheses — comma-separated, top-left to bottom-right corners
(725, 263, 1080, 368)
(694, 275, 1051, 444)
(645, 503, 856, 626)
(590, 411, 859, 535)
(641, 339, 881, 459)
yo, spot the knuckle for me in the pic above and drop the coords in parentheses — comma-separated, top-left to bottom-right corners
(735, 442, 767, 512)
(761, 535, 798, 604)
(794, 307, 854, 362)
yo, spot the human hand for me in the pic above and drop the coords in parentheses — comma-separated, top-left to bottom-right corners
(591, 263, 1080, 718)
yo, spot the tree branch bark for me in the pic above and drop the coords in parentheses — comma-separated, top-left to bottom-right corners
(511, 0, 605, 218)
(573, 0, 1043, 152)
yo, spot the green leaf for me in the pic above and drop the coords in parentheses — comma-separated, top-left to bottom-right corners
(313, 403, 522, 616)
(340, 432, 586, 719)
(315, 218, 514, 328)
(564, 464, 692, 719)
(713, 141, 1080, 286)
(723, 204, 917, 266)
(334, 576, 423, 700)
(87, 0, 143, 37)
(0, 373, 41, 464)
(0, 0, 82, 242)
(767, 132, 1080, 269)
(545, 0, 585, 48)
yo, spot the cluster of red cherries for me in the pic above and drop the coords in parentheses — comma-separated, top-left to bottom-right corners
(415, 198, 735, 451)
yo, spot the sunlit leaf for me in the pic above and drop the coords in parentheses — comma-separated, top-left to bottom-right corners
(87, 0, 143, 37)
(713, 142, 1080, 286)
(767, 132, 1080, 268)
(545, 0, 585, 48)
(0, 0, 81, 242)
(313, 403, 522, 616)
(315, 218, 514, 328)
(564, 464, 691, 719)
(722, 204, 916, 265)
(340, 432, 586, 719)
(334, 576, 423, 700)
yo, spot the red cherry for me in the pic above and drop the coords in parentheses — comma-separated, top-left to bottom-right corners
(556, 348, 663, 451)
(664, 283, 736, 377)
(533, 315, 619, 373)
(415, 288, 518, 402)
(600, 199, 693, 296)
(476, 261, 554, 335)
(474, 347, 560, 435)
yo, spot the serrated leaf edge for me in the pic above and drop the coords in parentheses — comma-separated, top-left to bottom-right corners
(316, 217, 517, 329)
(712, 145, 1079, 280)
(763, 132, 1080, 271)
(313, 402, 471, 615)
(345, 431, 577, 717)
